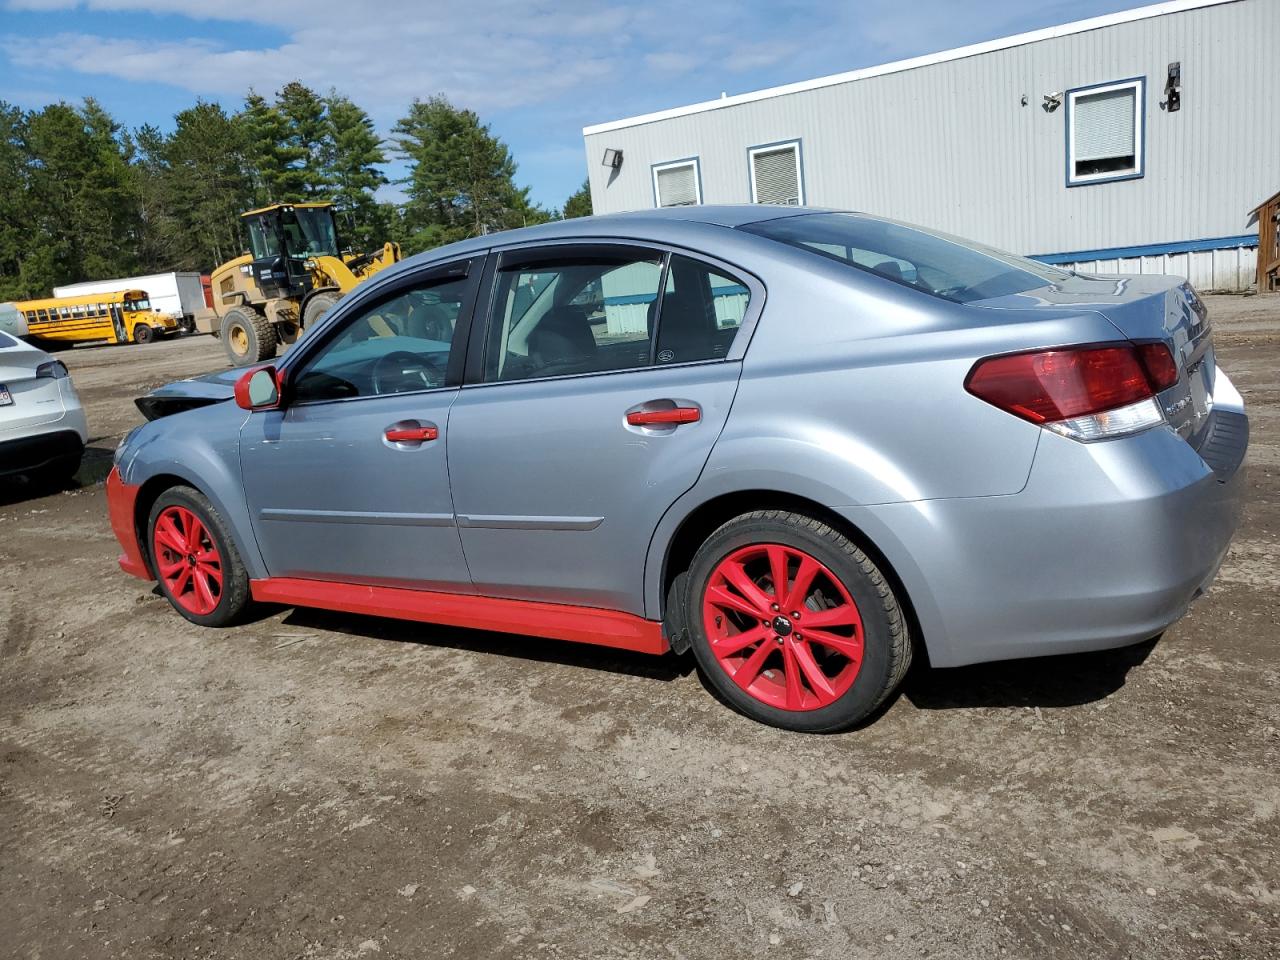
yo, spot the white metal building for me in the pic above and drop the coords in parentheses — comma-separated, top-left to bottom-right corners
(582, 0, 1276, 291)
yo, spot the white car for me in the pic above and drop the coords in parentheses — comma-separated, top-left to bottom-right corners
(0, 330, 88, 484)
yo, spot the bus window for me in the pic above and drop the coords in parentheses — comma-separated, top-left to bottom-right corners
(124, 297, 151, 312)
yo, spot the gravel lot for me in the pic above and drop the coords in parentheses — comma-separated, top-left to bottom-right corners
(2, 295, 1278, 960)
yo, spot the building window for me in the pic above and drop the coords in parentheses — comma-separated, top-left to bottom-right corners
(749, 140, 804, 205)
(652, 158, 701, 207)
(1066, 78, 1144, 186)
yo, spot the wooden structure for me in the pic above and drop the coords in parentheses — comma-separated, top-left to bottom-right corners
(1253, 189, 1280, 293)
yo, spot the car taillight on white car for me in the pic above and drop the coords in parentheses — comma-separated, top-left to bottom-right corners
(35, 359, 70, 379)
(965, 342, 1179, 442)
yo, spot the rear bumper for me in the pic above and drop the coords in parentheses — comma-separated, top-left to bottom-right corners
(107, 466, 150, 579)
(0, 428, 84, 478)
(842, 406, 1247, 669)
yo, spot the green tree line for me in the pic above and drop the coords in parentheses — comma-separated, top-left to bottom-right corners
(0, 84, 593, 302)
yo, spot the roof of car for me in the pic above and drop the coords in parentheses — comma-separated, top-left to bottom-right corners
(393, 205, 838, 270)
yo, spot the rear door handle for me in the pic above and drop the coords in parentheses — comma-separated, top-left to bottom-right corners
(385, 424, 439, 443)
(626, 406, 701, 426)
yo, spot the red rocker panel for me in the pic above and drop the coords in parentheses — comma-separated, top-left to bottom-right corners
(250, 578, 670, 656)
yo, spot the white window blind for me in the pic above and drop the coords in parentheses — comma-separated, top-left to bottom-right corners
(1073, 87, 1137, 161)
(656, 163, 699, 206)
(751, 145, 801, 205)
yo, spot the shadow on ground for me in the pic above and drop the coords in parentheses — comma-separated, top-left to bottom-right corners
(0, 443, 115, 507)
(904, 638, 1158, 711)
(275, 605, 696, 683)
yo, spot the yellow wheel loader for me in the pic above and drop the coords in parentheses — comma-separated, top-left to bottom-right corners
(194, 202, 401, 366)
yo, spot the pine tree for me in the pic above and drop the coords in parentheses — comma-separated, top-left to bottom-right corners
(158, 101, 255, 269)
(392, 96, 548, 252)
(19, 101, 141, 293)
(562, 178, 592, 219)
(277, 82, 330, 198)
(0, 102, 29, 299)
(240, 91, 305, 204)
(323, 93, 387, 249)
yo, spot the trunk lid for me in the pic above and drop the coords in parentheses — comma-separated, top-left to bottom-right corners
(973, 273, 1215, 445)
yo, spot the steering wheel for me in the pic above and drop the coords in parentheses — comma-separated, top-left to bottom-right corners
(371, 350, 443, 395)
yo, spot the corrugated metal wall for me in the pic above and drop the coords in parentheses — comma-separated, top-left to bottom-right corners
(1060, 245, 1257, 291)
(584, 0, 1276, 279)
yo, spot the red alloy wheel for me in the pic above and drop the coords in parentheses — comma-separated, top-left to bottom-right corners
(702, 543, 865, 711)
(152, 505, 224, 616)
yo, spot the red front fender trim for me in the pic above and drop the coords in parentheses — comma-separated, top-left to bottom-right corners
(250, 578, 669, 655)
(107, 466, 150, 580)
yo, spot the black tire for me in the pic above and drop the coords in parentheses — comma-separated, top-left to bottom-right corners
(686, 510, 911, 733)
(220, 307, 277, 366)
(303, 291, 340, 329)
(147, 485, 251, 627)
(132, 323, 155, 345)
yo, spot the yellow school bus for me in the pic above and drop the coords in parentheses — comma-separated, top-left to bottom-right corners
(15, 289, 178, 346)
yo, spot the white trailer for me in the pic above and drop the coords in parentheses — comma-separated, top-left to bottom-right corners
(53, 272, 207, 330)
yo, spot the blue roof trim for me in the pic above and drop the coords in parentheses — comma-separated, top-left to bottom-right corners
(1031, 234, 1258, 264)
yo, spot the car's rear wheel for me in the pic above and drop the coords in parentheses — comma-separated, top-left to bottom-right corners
(148, 486, 251, 627)
(686, 510, 911, 732)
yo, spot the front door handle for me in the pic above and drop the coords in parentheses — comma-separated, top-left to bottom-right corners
(626, 406, 701, 426)
(385, 424, 439, 443)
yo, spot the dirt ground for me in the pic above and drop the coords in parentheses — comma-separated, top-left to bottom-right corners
(2, 296, 1278, 960)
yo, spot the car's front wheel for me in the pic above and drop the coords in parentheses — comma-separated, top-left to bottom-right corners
(148, 486, 251, 626)
(686, 510, 911, 732)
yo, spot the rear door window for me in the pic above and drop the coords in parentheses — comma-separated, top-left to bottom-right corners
(483, 250, 662, 383)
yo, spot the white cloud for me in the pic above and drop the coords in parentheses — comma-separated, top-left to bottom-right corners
(2, 0, 1065, 124)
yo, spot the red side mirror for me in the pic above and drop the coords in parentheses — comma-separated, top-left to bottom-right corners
(234, 366, 283, 411)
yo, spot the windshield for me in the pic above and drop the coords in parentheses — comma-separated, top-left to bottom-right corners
(124, 297, 150, 312)
(290, 208, 339, 258)
(740, 213, 1072, 303)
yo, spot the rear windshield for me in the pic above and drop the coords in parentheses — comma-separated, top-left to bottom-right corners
(0, 331, 17, 348)
(739, 212, 1072, 303)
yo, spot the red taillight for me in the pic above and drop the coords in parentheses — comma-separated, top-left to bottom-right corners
(966, 344, 1157, 424)
(1136, 342, 1179, 391)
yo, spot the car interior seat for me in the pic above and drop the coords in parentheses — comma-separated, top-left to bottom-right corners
(527, 304, 597, 373)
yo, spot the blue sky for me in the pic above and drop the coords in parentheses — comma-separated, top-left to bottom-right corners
(1, 0, 1151, 211)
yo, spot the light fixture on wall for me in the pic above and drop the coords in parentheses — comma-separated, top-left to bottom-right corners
(1042, 92, 1062, 112)
(602, 148, 623, 169)
(1163, 62, 1181, 112)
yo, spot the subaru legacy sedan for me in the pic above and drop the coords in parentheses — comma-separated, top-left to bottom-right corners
(107, 207, 1247, 732)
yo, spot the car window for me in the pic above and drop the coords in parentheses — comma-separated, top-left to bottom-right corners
(291, 275, 467, 403)
(655, 256, 751, 365)
(485, 254, 662, 383)
(740, 212, 1072, 303)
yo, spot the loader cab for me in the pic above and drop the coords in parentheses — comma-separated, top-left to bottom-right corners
(242, 203, 341, 300)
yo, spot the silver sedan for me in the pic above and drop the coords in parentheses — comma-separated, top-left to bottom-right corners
(107, 207, 1247, 731)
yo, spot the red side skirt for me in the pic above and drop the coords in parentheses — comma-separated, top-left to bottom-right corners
(251, 578, 670, 656)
